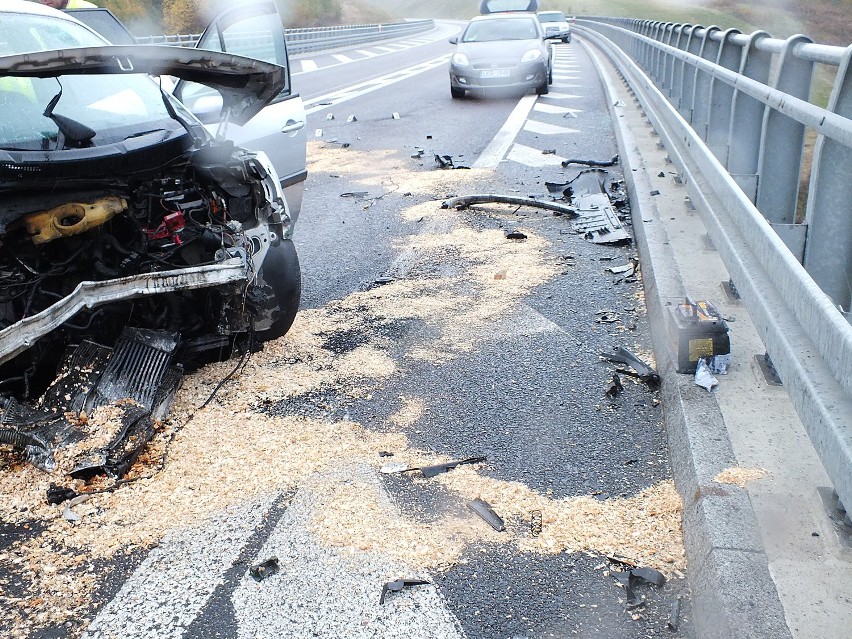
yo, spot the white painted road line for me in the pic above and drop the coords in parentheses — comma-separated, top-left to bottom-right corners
(534, 103, 583, 116)
(473, 95, 539, 168)
(523, 119, 580, 135)
(304, 54, 452, 115)
(300, 59, 318, 73)
(507, 143, 566, 167)
(332, 54, 354, 63)
(543, 92, 582, 99)
(356, 49, 379, 57)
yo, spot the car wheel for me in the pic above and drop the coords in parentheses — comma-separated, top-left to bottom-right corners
(536, 81, 550, 96)
(563, 36, 571, 43)
(548, 67, 553, 84)
(254, 238, 301, 342)
(451, 86, 465, 99)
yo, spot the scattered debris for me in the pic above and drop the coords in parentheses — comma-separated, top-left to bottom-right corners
(442, 194, 576, 216)
(600, 347, 661, 389)
(657, 171, 665, 178)
(392, 112, 401, 119)
(694, 358, 719, 391)
(380, 579, 430, 605)
(0, 328, 181, 477)
(561, 154, 619, 168)
(596, 311, 620, 324)
(410, 148, 425, 159)
(347, 115, 357, 123)
(416, 456, 487, 478)
(340, 191, 370, 199)
(713, 467, 769, 488)
(46, 484, 77, 505)
(468, 498, 506, 532)
(378, 451, 394, 458)
(506, 230, 527, 240)
(668, 596, 682, 631)
(530, 510, 543, 537)
(249, 557, 280, 582)
(434, 155, 470, 170)
(650, 190, 661, 196)
(605, 373, 624, 399)
(546, 170, 631, 245)
(326, 113, 335, 120)
(380, 462, 409, 474)
(315, 128, 323, 137)
(62, 494, 92, 523)
(494, 269, 507, 280)
(543, 149, 557, 155)
(614, 566, 667, 609)
(373, 276, 395, 286)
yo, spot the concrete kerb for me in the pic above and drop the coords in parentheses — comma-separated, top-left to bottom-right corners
(579, 38, 793, 639)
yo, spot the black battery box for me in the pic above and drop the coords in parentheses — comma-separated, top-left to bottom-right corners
(668, 299, 730, 373)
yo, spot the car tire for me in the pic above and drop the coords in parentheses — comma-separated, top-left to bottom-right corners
(548, 67, 553, 84)
(451, 86, 465, 99)
(536, 81, 549, 96)
(563, 36, 571, 43)
(254, 238, 301, 342)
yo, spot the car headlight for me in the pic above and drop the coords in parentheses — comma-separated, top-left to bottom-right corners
(452, 52, 469, 66)
(521, 49, 543, 63)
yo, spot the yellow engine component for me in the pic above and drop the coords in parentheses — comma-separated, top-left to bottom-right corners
(24, 196, 128, 245)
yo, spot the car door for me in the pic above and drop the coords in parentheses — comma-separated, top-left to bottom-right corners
(175, 0, 307, 223)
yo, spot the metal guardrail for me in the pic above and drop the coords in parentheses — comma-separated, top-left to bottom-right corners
(136, 20, 435, 54)
(576, 19, 852, 512)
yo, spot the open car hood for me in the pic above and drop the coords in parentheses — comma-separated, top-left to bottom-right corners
(0, 45, 286, 126)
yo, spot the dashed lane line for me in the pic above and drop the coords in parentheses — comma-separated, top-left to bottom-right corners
(300, 59, 318, 73)
(303, 54, 452, 116)
(534, 103, 583, 117)
(506, 143, 566, 167)
(523, 119, 580, 135)
(472, 94, 539, 168)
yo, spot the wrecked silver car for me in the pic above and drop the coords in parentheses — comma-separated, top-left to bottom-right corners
(0, 10, 301, 476)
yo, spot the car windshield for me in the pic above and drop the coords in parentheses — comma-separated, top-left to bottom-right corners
(463, 18, 539, 43)
(538, 12, 567, 23)
(0, 14, 177, 151)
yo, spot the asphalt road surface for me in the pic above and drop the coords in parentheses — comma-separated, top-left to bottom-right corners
(0, 24, 694, 639)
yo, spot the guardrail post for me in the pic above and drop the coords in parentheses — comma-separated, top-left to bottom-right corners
(670, 24, 693, 109)
(804, 45, 852, 315)
(678, 25, 705, 120)
(655, 23, 674, 89)
(706, 29, 743, 164)
(756, 35, 814, 235)
(691, 26, 722, 141)
(728, 31, 772, 202)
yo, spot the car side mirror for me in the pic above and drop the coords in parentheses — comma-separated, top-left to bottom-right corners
(449, 36, 458, 45)
(186, 94, 224, 125)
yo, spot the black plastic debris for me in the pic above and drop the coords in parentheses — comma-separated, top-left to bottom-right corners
(373, 276, 395, 286)
(378, 451, 395, 458)
(410, 149, 425, 159)
(380, 578, 430, 604)
(530, 510, 543, 537)
(442, 195, 575, 217)
(605, 373, 624, 399)
(47, 484, 77, 505)
(506, 230, 527, 240)
(249, 557, 280, 582)
(0, 328, 182, 477)
(650, 189, 661, 196)
(417, 456, 486, 478)
(560, 154, 619, 168)
(543, 149, 557, 155)
(434, 155, 470, 170)
(468, 498, 505, 532)
(340, 191, 369, 198)
(668, 596, 682, 631)
(615, 567, 667, 609)
(601, 347, 661, 389)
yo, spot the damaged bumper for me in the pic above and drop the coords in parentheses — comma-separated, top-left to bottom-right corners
(0, 254, 251, 368)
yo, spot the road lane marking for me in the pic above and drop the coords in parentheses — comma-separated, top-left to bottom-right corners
(303, 54, 452, 115)
(524, 119, 580, 135)
(332, 54, 354, 63)
(534, 103, 583, 116)
(506, 143, 566, 167)
(543, 92, 582, 99)
(301, 59, 318, 73)
(473, 95, 539, 168)
(356, 49, 379, 57)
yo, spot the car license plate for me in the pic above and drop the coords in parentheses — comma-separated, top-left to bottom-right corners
(480, 69, 511, 79)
